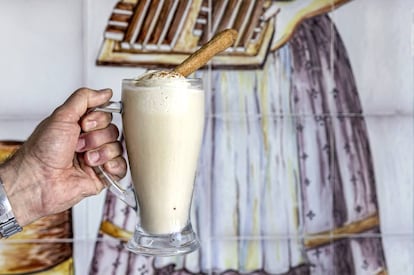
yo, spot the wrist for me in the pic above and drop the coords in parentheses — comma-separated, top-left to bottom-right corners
(0, 181, 22, 238)
(0, 151, 37, 227)
(0, 158, 23, 237)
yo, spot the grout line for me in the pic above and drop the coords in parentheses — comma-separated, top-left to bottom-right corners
(81, 0, 89, 88)
(203, 113, 414, 119)
(4, 232, 412, 244)
(0, 115, 48, 121)
(330, 10, 337, 274)
(0, 112, 411, 122)
(206, 2, 212, 273)
(411, 11, 414, 58)
(205, 232, 414, 241)
(411, 8, 414, 269)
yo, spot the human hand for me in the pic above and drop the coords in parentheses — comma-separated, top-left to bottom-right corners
(0, 88, 126, 226)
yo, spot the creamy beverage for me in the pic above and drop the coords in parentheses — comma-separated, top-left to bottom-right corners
(94, 29, 236, 255)
(122, 77, 204, 235)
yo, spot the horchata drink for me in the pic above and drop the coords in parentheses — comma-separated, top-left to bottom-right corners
(94, 29, 236, 256)
(122, 72, 204, 247)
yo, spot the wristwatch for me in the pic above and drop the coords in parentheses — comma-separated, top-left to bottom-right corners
(0, 178, 22, 238)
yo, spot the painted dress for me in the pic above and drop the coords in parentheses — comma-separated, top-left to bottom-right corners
(90, 15, 386, 275)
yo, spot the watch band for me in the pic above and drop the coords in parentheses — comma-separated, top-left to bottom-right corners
(0, 179, 22, 238)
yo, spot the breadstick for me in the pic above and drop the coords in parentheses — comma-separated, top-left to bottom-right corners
(173, 29, 238, 77)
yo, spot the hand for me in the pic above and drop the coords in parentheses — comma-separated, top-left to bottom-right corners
(0, 88, 127, 226)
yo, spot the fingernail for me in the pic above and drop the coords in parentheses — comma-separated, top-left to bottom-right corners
(85, 120, 97, 130)
(76, 138, 86, 151)
(88, 151, 100, 163)
(108, 160, 119, 169)
(98, 88, 112, 94)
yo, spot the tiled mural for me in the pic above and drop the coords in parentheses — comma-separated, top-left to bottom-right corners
(0, 0, 413, 274)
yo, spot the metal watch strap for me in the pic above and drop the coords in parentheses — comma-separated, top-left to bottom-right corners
(0, 217, 22, 238)
(0, 178, 22, 238)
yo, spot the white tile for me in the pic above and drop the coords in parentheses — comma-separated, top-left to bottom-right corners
(0, 0, 84, 117)
(332, 0, 414, 115)
(365, 115, 414, 235)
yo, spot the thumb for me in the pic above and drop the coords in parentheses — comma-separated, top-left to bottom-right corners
(54, 88, 113, 122)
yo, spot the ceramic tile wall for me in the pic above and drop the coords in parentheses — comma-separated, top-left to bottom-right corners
(0, 0, 413, 274)
(332, 2, 413, 274)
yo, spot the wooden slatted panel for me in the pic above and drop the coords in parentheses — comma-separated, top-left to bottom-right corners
(104, 1, 134, 40)
(211, 0, 228, 35)
(135, 0, 163, 45)
(123, 0, 151, 45)
(239, 0, 264, 48)
(164, 0, 192, 48)
(100, 0, 275, 67)
(193, 0, 208, 40)
(195, 0, 268, 51)
(232, 0, 256, 48)
(113, 0, 268, 52)
(153, 0, 178, 46)
(214, 0, 242, 33)
(122, 0, 192, 50)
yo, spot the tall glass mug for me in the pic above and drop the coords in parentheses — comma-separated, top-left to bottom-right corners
(95, 77, 205, 256)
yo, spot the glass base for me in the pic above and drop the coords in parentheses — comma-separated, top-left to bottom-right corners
(126, 223, 200, 256)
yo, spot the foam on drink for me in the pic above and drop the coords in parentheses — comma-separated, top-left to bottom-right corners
(136, 70, 185, 81)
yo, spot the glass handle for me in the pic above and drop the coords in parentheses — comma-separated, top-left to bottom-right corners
(91, 101, 137, 210)
(94, 101, 123, 114)
(93, 166, 137, 211)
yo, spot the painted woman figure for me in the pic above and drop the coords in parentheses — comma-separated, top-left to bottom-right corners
(90, 1, 386, 274)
